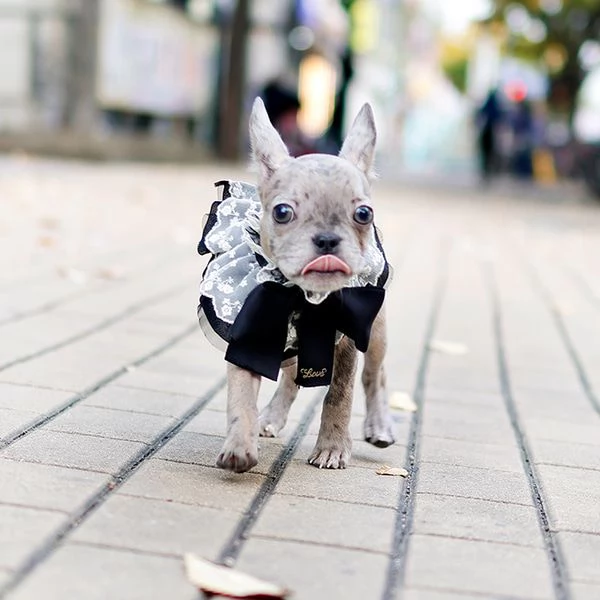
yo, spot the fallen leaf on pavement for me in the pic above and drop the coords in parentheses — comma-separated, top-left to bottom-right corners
(96, 267, 123, 280)
(376, 465, 409, 477)
(389, 392, 417, 412)
(184, 554, 289, 599)
(38, 235, 56, 247)
(428, 340, 469, 356)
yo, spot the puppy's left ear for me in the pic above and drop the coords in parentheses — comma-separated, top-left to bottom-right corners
(249, 97, 290, 181)
(339, 103, 377, 181)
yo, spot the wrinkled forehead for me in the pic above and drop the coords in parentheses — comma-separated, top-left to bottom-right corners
(261, 155, 370, 204)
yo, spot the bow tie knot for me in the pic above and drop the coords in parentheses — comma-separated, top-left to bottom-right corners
(224, 282, 385, 387)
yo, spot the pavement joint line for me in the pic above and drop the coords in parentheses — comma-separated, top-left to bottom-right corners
(217, 390, 324, 566)
(537, 462, 600, 474)
(0, 376, 226, 598)
(381, 241, 450, 600)
(415, 491, 533, 508)
(0, 322, 198, 451)
(249, 533, 390, 556)
(39, 428, 155, 446)
(0, 455, 113, 476)
(0, 278, 194, 373)
(521, 258, 600, 417)
(405, 583, 531, 600)
(412, 531, 543, 550)
(419, 458, 524, 475)
(274, 490, 394, 511)
(0, 502, 68, 515)
(0, 248, 188, 328)
(67, 539, 184, 560)
(486, 263, 571, 600)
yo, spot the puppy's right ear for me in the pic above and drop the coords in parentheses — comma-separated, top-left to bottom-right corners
(249, 97, 290, 181)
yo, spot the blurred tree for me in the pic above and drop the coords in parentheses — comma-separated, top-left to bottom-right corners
(490, 0, 600, 112)
(217, 0, 250, 159)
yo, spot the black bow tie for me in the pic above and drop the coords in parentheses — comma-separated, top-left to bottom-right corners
(224, 281, 385, 387)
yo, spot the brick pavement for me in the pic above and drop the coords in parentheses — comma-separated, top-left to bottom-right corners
(1, 156, 600, 600)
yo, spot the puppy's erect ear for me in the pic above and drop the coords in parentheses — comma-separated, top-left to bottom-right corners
(339, 103, 377, 181)
(249, 97, 290, 181)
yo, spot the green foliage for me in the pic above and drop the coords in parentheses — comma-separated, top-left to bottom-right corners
(490, 0, 600, 107)
(444, 59, 469, 93)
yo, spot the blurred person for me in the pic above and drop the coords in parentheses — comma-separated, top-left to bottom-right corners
(476, 89, 502, 183)
(260, 80, 317, 156)
(510, 99, 535, 179)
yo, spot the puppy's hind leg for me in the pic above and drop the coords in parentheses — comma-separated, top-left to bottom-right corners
(362, 309, 395, 448)
(259, 361, 299, 438)
(308, 337, 356, 469)
(217, 364, 261, 473)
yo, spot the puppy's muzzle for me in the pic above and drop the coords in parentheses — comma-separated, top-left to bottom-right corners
(312, 232, 341, 254)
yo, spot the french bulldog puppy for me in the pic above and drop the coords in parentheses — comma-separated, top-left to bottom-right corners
(217, 98, 394, 473)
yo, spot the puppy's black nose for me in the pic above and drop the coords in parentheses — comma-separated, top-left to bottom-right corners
(313, 232, 341, 254)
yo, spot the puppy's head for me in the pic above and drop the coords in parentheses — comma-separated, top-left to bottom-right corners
(249, 97, 378, 294)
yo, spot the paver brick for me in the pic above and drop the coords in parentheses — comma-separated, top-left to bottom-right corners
(412, 493, 544, 547)
(0, 408, 38, 438)
(7, 542, 197, 600)
(1, 429, 146, 474)
(116, 368, 220, 398)
(417, 462, 533, 506)
(251, 494, 395, 553)
(419, 435, 523, 473)
(522, 417, 600, 447)
(0, 459, 108, 512)
(404, 534, 554, 599)
(46, 405, 174, 443)
(0, 382, 70, 413)
(0, 505, 66, 570)
(423, 387, 503, 408)
(84, 385, 198, 418)
(403, 589, 505, 600)
(421, 402, 515, 446)
(529, 438, 600, 471)
(276, 459, 403, 508)
(237, 537, 389, 600)
(117, 458, 265, 511)
(71, 494, 240, 557)
(537, 464, 600, 534)
(558, 531, 600, 585)
(571, 582, 600, 600)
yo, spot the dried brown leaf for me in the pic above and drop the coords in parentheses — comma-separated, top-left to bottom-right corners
(184, 554, 289, 599)
(389, 391, 417, 412)
(376, 465, 409, 477)
(428, 340, 469, 356)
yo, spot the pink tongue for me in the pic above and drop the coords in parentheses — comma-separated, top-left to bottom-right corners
(301, 255, 351, 275)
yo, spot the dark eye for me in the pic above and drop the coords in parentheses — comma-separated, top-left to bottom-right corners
(354, 205, 374, 225)
(272, 203, 294, 224)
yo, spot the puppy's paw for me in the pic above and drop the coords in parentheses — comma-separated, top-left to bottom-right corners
(258, 412, 285, 438)
(364, 415, 396, 448)
(216, 438, 258, 473)
(308, 437, 351, 469)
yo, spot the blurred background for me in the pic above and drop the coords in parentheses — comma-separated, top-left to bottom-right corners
(0, 0, 599, 196)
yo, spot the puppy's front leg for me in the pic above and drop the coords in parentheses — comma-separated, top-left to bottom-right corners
(308, 337, 357, 469)
(362, 308, 395, 448)
(259, 360, 299, 437)
(217, 363, 260, 473)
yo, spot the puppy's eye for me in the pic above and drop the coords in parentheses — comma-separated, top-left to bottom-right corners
(272, 203, 294, 224)
(354, 205, 374, 225)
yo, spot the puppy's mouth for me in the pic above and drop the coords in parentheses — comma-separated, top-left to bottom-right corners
(301, 255, 352, 276)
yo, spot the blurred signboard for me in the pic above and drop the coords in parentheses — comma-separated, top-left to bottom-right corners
(96, 0, 218, 116)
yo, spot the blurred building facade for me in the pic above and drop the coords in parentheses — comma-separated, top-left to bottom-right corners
(0, 0, 476, 177)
